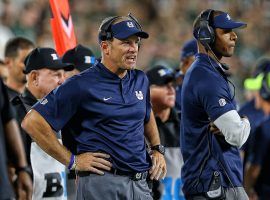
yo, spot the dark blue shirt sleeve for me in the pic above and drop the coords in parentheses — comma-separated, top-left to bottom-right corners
(33, 77, 82, 131)
(196, 70, 235, 121)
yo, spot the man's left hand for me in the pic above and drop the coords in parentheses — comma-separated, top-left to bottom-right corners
(149, 151, 166, 180)
(16, 171, 32, 200)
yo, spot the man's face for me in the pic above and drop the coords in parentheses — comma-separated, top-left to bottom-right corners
(36, 68, 65, 97)
(181, 55, 195, 75)
(0, 63, 8, 82)
(150, 82, 176, 109)
(108, 35, 140, 70)
(8, 48, 33, 84)
(213, 28, 237, 58)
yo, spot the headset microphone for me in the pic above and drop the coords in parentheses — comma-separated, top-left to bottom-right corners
(221, 63, 230, 70)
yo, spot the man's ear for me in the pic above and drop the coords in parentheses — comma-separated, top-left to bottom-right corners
(100, 41, 110, 55)
(29, 70, 39, 86)
(4, 57, 13, 68)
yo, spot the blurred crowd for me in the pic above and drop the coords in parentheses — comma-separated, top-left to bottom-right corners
(1, 1, 270, 199)
(0, 0, 270, 103)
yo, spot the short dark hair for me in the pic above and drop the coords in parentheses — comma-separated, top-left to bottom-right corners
(4, 37, 34, 58)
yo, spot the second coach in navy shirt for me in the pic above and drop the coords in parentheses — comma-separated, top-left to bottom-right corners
(180, 9, 250, 199)
(22, 14, 166, 200)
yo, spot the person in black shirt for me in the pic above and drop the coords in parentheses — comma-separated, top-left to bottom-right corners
(4, 37, 34, 99)
(0, 77, 32, 199)
(147, 65, 183, 199)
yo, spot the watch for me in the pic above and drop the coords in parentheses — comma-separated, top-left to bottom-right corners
(15, 166, 32, 176)
(151, 145, 165, 155)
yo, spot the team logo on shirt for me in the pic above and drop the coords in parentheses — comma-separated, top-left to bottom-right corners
(40, 98, 48, 105)
(135, 91, 143, 100)
(218, 98, 226, 107)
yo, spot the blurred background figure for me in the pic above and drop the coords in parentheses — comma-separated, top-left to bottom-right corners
(0, 0, 270, 106)
(239, 57, 270, 165)
(175, 39, 197, 114)
(62, 44, 95, 200)
(62, 44, 96, 79)
(11, 47, 74, 200)
(0, 76, 32, 200)
(147, 65, 184, 200)
(0, 59, 8, 83)
(244, 70, 270, 200)
(4, 36, 34, 99)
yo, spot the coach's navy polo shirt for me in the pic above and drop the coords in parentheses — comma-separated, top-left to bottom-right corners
(33, 61, 152, 172)
(180, 53, 243, 195)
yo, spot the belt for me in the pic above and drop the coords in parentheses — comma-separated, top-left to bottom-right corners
(77, 168, 148, 181)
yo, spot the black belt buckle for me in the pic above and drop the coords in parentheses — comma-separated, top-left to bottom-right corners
(132, 171, 148, 181)
(111, 168, 147, 181)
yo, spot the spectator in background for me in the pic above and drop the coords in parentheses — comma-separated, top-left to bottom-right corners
(239, 57, 270, 164)
(0, 77, 32, 200)
(11, 47, 74, 199)
(11, 1, 41, 42)
(244, 70, 270, 200)
(175, 39, 197, 113)
(62, 44, 96, 79)
(4, 36, 34, 99)
(147, 65, 184, 200)
(62, 44, 96, 200)
(0, 59, 8, 83)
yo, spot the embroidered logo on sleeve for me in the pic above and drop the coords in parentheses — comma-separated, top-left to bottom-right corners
(135, 91, 143, 100)
(218, 98, 226, 107)
(40, 98, 48, 105)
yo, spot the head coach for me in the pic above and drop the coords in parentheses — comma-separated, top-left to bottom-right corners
(22, 14, 166, 200)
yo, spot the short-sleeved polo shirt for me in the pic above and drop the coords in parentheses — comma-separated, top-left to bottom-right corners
(33, 61, 152, 172)
(180, 53, 243, 195)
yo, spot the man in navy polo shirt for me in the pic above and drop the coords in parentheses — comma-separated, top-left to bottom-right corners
(22, 14, 166, 200)
(180, 9, 250, 199)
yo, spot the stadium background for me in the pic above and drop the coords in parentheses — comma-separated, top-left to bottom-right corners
(0, 0, 270, 104)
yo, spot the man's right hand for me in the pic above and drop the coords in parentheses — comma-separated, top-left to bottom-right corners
(209, 122, 222, 135)
(75, 152, 112, 175)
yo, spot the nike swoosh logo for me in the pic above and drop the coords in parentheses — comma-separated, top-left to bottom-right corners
(103, 97, 112, 101)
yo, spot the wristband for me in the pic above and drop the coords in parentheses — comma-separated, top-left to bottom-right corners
(68, 154, 75, 170)
(16, 166, 32, 176)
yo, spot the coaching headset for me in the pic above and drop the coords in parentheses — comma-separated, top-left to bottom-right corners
(99, 13, 143, 42)
(195, 9, 230, 70)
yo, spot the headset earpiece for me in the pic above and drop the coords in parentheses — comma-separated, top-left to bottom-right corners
(221, 63, 230, 70)
(99, 13, 143, 42)
(127, 13, 142, 31)
(260, 72, 270, 101)
(197, 9, 215, 49)
(99, 16, 120, 41)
